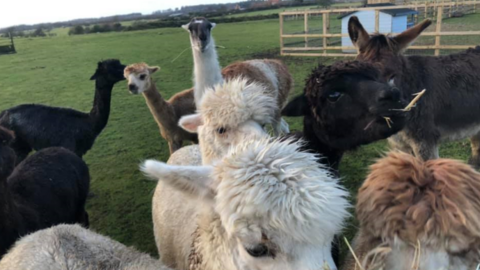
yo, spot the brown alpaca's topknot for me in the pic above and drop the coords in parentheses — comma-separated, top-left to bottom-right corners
(124, 63, 149, 76)
(304, 60, 381, 102)
(0, 126, 14, 146)
(357, 151, 480, 253)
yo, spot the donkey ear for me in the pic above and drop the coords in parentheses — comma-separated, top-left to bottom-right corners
(140, 160, 215, 201)
(179, 113, 203, 133)
(393, 19, 432, 53)
(348, 16, 370, 51)
(282, 94, 308, 117)
(148, 66, 160, 74)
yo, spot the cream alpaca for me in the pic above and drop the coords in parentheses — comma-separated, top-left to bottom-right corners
(182, 17, 292, 135)
(124, 63, 197, 154)
(342, 151, 480, 270)
(179, 77, 276, 165)
(142, 138, 350, 270)
(0, 224, 172, 270)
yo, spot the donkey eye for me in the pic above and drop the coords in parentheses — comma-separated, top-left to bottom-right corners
(245, 244, 270, 258)
(216, 127, 227, 134)
(139, 74, 146, 80)
(327, 92, 343, 103)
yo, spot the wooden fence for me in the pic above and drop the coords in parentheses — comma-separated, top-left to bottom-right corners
(0, 32, 16, 55)
(280, 1, 480, 57)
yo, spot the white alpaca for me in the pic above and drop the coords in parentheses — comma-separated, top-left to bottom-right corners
(182, 17, 292, 135)
(0, 224, 172, 270)
(179, 78, 276, 165)
(142, 138, 350, 270)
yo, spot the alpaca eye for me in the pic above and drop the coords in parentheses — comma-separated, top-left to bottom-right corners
(139, 74, 146, 80)
(217, 127, 227, 134)
(327, 92, 343, 103)
(245, 244, 270, 258)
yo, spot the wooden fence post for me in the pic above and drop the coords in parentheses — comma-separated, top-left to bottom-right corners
(375, 9, 380, 32)
(435, 6, 443, 56)
(280, 14, 284, 56)
(323, 12, 329, 55)
(304, 12, 309, 48)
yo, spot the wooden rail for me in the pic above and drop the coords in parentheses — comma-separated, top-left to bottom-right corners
(280, 1, 480, 57)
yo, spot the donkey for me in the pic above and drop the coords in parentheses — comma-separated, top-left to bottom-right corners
(348, 16, 480, 166)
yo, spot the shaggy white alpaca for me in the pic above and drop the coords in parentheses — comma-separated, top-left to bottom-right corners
(142, 138, 350, 270)
(0, 224, 172, 270)
(182, 17, 292, 135)
(179, 77, 275, 165)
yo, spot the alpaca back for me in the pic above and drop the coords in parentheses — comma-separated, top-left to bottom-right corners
(221, 59, 292, 109)
(0, 224, 170, 270)
(152, 145, 202, 268)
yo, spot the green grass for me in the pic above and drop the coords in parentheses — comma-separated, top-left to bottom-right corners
(0, 18, 474, 261)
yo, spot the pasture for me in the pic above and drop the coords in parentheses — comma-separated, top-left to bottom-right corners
(0, 17, 474, 258)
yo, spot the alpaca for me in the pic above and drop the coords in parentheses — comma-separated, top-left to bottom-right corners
(348, 16, 480, 166)
(179, 78, 276, 165)
(183, 17, 292, 135)
(142, 138, 350, 270)
(124, 63, 197, 154)
(342, 151, 480, 270)
(0, 59, 126, 163)
(0, 224, 173, 270)
(282, 60, 407, 171)
(0, 126, 90, 257)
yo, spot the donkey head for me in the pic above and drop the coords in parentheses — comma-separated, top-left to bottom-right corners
(348, 16, 431, 82)
(283, 61, 407, 151)
(182, 17, 216, 53)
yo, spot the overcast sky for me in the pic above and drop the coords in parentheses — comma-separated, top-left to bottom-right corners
(1, 0, 238, 28)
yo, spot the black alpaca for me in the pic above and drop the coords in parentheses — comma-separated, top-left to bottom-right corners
(0, 126, 90, 258)
(0, 59, 126, 163)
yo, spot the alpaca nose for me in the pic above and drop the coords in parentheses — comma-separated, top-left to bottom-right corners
(128, 84, 138, 93)
(378, 88, 401, 102)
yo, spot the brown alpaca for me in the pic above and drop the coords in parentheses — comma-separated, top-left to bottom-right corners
(124, 63, 197, 154)
(342, 152, 480, 270)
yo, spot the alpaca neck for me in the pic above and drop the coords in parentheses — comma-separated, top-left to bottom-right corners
(192, 39, 223, 107)
(89, 78, 114, 134)
(196, 210, 237, 270)
(141, 81, 176, 130)
(0, 178, 21, 255)
(303, 122, 344, 173)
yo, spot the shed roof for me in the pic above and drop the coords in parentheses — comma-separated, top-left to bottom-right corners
(338, 3, 418, 19)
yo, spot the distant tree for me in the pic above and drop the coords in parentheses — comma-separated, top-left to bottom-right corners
(68, 25, 85, 35)
(91, 24, 102, 33)
(112, 23, 123, 32)
(294, 0, 304, 3)
(32, 28, 46, 37)
(317, 0, 332, 8)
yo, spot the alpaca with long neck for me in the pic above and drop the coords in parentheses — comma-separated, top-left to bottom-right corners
(124, 63, 197, 154)
(0, 126, 90, 258)
(0, 224, 173, 270)
(342, 151, 480, 270)
(0, 59, 125, 163)
(143, 138, 349, 270)
(183, 17, 222, 108)
(183, 17, 292, 135)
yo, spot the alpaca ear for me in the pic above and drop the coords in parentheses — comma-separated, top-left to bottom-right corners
(348, 16, 370, 51)
(281, 94, 308, 116)
(210, 23, 216, 29)
(393, 19, 432, 53)
(140, 160, 215, 201)
(182, 23, 190, 31)
(148, 66, 160, 74)
(179, 114, 203, 133)
(90, 72, 98, 80)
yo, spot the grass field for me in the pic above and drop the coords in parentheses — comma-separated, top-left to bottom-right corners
(0, 17, 475, 260)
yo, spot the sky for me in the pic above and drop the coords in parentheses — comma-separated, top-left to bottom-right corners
(1, 0, 239, 28)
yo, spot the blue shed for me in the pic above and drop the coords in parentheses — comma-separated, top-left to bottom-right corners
(339, 4, 418, 52)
